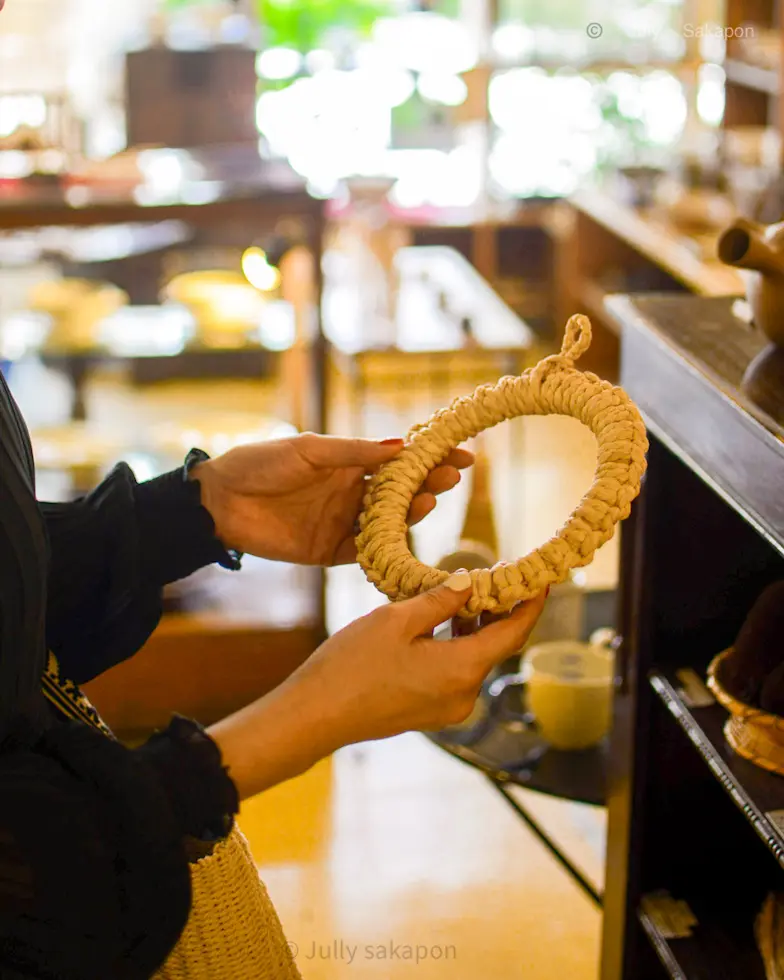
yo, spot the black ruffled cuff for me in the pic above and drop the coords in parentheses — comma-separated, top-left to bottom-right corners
(134, 448, 241, 586)
(135, 716, 239, 843)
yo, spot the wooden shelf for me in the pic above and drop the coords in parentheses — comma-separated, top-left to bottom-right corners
(570, 191, 745, 298)
(574, 276, 617, 331)
(484, 57, 702, 75)
(606, 295, 784, 554)
(724, 58, 779, 96)
(638, 897, 766, 980)
(392, 201, 560, 231)
(650, 668, 784, 870)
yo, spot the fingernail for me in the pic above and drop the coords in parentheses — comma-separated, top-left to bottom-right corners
(545, 585, 551, 597)
(380, 438, 404, 446)
(445, 569, 472, 591)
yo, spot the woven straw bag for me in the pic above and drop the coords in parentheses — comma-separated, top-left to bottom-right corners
(42, 653, 303, 980)
(154, 825, 302, 980)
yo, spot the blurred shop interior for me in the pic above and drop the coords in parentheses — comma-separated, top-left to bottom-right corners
(1, 1, 784, 977)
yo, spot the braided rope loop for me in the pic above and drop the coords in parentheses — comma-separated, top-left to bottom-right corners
(356, 315, 649, 617)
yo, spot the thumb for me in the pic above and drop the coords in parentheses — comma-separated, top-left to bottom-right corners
(400, 570, 474, 637)
(300, 434, 404, 471)
(453, 589, 549, 673)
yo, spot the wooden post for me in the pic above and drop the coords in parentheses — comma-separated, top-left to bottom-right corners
(437, 434, 500, 572)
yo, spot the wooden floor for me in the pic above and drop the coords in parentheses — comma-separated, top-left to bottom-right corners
(240, 735, 604, 979)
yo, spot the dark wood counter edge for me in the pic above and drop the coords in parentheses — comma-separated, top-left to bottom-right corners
(0, 192, 324, 231)
(606, 294, 784, 558)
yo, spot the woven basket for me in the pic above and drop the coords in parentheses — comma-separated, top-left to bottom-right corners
(154, 824, 302, 980)
(707, 649, 784, 777)
(41, 651, 303, 980)
(756, 893, 784, 980)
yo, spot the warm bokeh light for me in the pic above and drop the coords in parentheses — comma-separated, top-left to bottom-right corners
(417, 73, 468, 108)
(242, 247, 283, 292)
(256, 47, 302, 81)
(372, 13, 478, 75)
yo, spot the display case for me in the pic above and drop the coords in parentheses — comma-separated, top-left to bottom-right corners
(601, 293, 784, 980)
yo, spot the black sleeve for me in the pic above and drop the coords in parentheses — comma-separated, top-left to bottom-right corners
(0, 718, 239, 980)
(41, 451, 241, 685)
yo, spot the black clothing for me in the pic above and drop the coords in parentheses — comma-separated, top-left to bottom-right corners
(0, 368, 240, 979)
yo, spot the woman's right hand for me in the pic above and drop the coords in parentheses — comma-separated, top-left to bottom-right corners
(301, 571, 547, 745)
(208, 572, 547, 801)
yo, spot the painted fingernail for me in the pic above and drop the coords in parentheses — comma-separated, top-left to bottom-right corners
(445, 569, 472, 591)
(380, 438, 404, 446)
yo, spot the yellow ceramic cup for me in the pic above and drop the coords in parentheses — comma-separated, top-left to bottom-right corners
(522, 641, 614, 751)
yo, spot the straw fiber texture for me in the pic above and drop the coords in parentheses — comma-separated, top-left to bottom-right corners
(155, 825, 302, 980)
(356, 315, 648, 617)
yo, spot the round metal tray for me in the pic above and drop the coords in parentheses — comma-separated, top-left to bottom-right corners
(426, 671, 607, 807)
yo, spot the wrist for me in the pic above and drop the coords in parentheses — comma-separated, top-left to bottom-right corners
(188, 459, 234, 553)
(208, 668, 346, 800)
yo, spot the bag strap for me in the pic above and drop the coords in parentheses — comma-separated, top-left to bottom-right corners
(42, 652, 115, 740)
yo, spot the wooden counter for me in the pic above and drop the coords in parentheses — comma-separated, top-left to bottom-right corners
(601, 294, 784, 980)
(557, 191, 747, 377)
(571, 191, 745, 299)
(0, 146, 320, 231)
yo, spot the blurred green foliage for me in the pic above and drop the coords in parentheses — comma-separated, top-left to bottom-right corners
(257, 0, 390, 51)
(163, 0, 392, 51)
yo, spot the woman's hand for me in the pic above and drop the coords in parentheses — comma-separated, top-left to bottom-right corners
(192, 433, 473, 566)
(208, 573, 547, 800)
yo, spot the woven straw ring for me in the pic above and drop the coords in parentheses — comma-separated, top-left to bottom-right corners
(356, 315, 649, 618)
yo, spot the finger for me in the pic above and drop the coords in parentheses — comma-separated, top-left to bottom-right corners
(399, 570, 473, 636)
(407, 492, 436, 526)
(333, 536, 358, 565)
(423, 465, 461, 496)
(451, 589, 549, 672)
(443, 448, 474, 470)
(299, 433, 404, 470)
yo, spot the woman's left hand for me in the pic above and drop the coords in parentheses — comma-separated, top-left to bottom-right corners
(191, 433, 473, 566)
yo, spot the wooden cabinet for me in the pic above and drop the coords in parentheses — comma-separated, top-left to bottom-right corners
(601, 294, 784, 980)
(125, 47, 259, 149)
(723, 0, 783, 130)
(397, 204, 567, 330)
